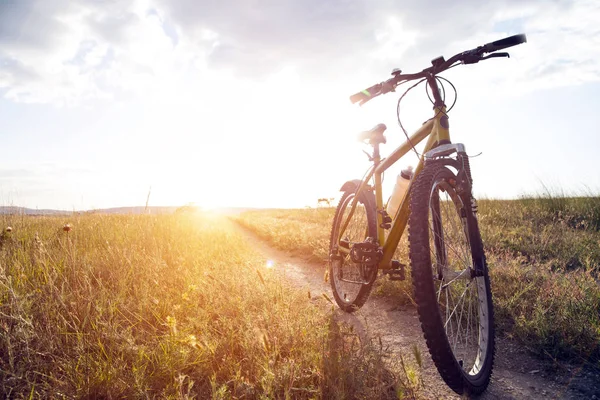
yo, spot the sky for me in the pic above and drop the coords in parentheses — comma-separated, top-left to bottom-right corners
(0, 0, 599, 210)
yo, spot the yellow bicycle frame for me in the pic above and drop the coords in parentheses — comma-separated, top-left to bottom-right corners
(337, 104, 450, 269)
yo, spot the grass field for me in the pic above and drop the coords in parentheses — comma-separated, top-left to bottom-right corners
(3, 195, 598, 397)
(0, 213, 418, 399)
(234, 196, 600, 365)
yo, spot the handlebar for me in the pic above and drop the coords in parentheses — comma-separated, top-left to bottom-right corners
(349, 83, 384, 105)
(350, 33, 527, 105)
(482, 34, 527, 53)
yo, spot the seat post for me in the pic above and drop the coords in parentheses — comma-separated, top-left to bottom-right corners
(372, 143, 381, 165)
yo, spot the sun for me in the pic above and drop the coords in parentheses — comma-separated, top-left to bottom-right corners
(137, 67, 377, 210)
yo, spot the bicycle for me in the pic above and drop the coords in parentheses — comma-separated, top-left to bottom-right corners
(328, 34, 527, 395)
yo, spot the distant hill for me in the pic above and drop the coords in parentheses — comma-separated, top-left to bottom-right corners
(0, 206, 70, 215)
(0, 206, 178, 215)
(85, 206, 258, 215)
(0, 206, 257, 216)
(85, 206, 178, 215)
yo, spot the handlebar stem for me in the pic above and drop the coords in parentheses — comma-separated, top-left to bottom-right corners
(425, 73, 444, 107)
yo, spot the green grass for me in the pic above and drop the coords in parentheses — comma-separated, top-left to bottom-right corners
(233, 196, 600, 365)
(0, 213, 410, 399)
(479, 197, 600, 271)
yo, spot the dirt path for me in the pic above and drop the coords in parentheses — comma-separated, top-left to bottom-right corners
(235, 224, 600, 399)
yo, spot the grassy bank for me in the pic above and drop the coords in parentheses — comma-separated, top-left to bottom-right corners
(233, 196, 600, 364)
(0, 213, 404, 398)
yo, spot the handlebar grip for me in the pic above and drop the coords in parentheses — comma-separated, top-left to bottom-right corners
(483, 34, 527, 53)
(349, 83, 382, 104)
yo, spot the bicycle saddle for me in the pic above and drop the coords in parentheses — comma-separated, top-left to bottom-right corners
(358, 123, 387, 145)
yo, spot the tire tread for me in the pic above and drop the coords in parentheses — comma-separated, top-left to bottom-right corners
(408, 162, 495, 395)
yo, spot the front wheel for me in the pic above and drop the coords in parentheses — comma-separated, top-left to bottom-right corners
(329, 189, 378, 312)
(408, 161, 495, 395)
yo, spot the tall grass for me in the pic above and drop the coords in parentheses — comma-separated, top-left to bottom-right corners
(480, 193, 600, 362)
(480, 197, 600, 271)
(234, 208, 333, 262)
(490, 252, 600, 361)
(234, 197, 600, 365)
(235, 208, 416, 306)
(0, 213, 402, 398)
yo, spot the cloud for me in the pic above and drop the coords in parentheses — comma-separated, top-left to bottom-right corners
(0, 0, 69, 50)
(0, 57, 38, 84)
(0, 0, 598, 105)
(156, 0, 385, 75)
(0, 165, 93, 180)
(154, 0, 572, 76)
(0, 0, 189, 104)
(0, 168, 37, 179)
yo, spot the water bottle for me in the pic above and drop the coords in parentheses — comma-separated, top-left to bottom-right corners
(386, 166, 414, 219)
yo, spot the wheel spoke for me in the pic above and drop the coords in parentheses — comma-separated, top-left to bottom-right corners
(439, 203, 470, 267)
(453, 282, 468, 353)
(444, 280, 472, 330)
(429, 216, 470, 270)
(466, 279, 473, 352)
(420, 173, 493, 379)
(329, 192, 377, 311)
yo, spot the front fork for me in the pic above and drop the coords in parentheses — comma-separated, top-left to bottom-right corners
(425, 145, 486, 277)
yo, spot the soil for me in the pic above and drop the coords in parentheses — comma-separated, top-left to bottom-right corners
(234, 223, 600, 399)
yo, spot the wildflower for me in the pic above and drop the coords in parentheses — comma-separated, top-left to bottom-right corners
(185, 334, 202, 349)
(5, 227, 12, 233)
(33, 233, 46, 255)
(63, 224, 72, 232)
(166, 316, 177, 335)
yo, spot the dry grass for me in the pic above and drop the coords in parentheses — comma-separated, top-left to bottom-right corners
(0, 212, 411, 399)
(479, 197, 600, 362)
(233, 196, 600, 366)
(235, 209, 416, 307)
(234, 208, 333, 262)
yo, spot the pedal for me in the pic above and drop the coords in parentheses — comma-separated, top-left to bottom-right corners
(384, 260, 406, 281)
(349, 240, 382, 267)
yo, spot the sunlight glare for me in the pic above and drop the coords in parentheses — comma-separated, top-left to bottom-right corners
(133, 64, 377, 210)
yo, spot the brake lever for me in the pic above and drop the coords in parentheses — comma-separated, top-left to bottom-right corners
(481, 52, 510, 60)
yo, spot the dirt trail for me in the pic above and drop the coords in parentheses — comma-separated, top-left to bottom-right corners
(234, 224, 600, 399)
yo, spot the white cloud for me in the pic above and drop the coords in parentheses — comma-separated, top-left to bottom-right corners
(0, 0, 598, 105)
(0, 0, 208, 104)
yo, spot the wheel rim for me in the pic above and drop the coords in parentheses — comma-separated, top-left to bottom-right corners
(331, 193, 373, 305)
(428, 178, 489, 376)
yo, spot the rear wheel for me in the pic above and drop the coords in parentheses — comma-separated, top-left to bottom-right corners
(329, 190, 378, 312)
(408, 162, 495, 395)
